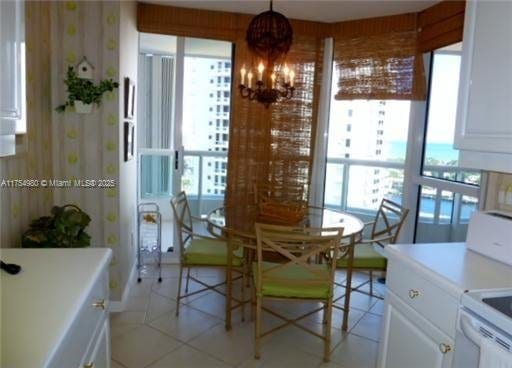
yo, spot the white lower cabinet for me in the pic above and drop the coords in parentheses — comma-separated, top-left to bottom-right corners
(83, 319, 110, 368)
(49, 268, 110, 368)
(378, 290, 454, 368)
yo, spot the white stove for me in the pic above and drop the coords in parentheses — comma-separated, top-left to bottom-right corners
(454, 288, 512, 367)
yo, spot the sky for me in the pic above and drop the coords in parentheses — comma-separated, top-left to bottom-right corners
(425, 53, 461, 144)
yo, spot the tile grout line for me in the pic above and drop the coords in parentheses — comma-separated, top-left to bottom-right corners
(114, 266, 382, 368)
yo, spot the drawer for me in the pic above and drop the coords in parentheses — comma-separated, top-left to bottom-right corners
(386, 258, 458, 339)
(49, 269, 109, 368)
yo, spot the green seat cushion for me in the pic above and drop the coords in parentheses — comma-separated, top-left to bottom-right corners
(336, 244, 387, 270)
(252, 261, 332, 299)
(183, 237, 243, 267)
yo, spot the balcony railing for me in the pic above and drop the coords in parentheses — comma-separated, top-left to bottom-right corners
(324, 157, 479, 225)
(140, 150, 479, 227)
(182, 150, 228, 215)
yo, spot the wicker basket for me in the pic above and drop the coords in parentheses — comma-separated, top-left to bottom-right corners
(257, 200, 306, 226)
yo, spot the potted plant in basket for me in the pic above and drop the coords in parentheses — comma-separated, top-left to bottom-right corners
(56, 66, 119, 113)
(21, 205, 92, 248)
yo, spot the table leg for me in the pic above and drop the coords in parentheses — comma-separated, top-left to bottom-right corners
(342, 234, 356, 331)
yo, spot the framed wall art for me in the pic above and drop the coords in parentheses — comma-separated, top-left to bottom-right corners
(124, 77, 135, 119)
(124, 121, 134, 161)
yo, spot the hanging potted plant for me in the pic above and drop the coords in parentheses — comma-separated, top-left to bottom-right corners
(56, 66, 119, 114)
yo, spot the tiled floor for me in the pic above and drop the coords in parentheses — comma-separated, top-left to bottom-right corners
(111, 265, 385, 368)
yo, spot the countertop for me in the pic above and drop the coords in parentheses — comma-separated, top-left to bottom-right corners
(386, 242, 512, 299)
(0, 248, 112, 368)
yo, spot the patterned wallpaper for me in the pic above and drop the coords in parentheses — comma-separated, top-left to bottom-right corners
(0, 1, 53, 248)
(0, 1, 135, 301)
(51, 0, 124, 298)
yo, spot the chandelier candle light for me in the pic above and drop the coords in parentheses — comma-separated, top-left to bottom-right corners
(239, 0, 295, 108)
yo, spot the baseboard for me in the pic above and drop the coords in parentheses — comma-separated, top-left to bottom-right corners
(109, 261, 136, 313)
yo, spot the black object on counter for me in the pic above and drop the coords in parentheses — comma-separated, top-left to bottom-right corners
(0, 260, 22, 275)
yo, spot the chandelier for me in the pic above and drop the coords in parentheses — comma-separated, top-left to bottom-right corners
(239, 0, 295, 108)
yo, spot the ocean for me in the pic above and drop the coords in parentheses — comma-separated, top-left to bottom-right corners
(389, 141, 459, 163)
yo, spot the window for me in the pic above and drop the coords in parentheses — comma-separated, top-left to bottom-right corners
(422, 49, 481, 185)
(324, 65, 411, 215)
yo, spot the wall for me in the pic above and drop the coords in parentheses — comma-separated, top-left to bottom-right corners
(0, 2, 53, 248)
(0, 1, 137, 304)
(50, 0, 139, 301)
(117, 0, 138, 302)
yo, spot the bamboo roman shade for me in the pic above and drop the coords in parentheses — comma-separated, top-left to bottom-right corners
(334, 31, 425, 100)
(267, 34, 324, 202)
(332, 14, 426, 101)
(225, 34, 324, 231)
(418, 1, 465, 52)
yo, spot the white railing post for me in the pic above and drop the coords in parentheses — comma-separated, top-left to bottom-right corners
(341, 164, 350, 211)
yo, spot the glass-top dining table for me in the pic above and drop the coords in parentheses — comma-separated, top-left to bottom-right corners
(206, 205, 365, 241)
(206, 205, 365, 331)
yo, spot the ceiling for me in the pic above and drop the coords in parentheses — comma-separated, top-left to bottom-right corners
(147, 1, 439, 23)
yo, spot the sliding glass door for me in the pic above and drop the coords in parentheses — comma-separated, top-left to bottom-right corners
(137, 34, 233, 257)
(138, 34, 180, 222)
(414, 44, 481, 243)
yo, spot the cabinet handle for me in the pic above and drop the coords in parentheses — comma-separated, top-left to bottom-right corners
(91, 299, 105, 310)
(83, 363, 95, 368)
(408, 289, 420, 299)
(439, 343, 452, 354)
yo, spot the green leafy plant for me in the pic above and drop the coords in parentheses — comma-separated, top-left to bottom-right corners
(21, 205, 92, 248)
(56, 66, 119, 112)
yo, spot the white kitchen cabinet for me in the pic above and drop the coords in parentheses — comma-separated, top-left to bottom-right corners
(0, 0, 22, 120)
(49, 264, 110, 368)
(0, 0, 23, 157)
(1, 249, 112, 368)
(83, 319, 111, 368)
(454, 1, 512, 172)
(377, 243, 512, 368)
(378, 290, 454, 368)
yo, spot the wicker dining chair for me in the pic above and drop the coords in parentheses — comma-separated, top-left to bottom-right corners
(170, 191, 245, 330)
(335, 198, 409, 300)
(253, 223, 344, 362)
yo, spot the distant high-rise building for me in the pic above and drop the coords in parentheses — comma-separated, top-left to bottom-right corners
(327, 100, 390, 209)
(193, 58, 231, 196)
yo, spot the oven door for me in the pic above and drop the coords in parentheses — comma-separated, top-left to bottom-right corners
(453, 309, 481, 368)
(454, 308, 512, 368)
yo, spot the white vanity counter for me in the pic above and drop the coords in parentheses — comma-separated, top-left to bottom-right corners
(0, 248, 112, 368)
